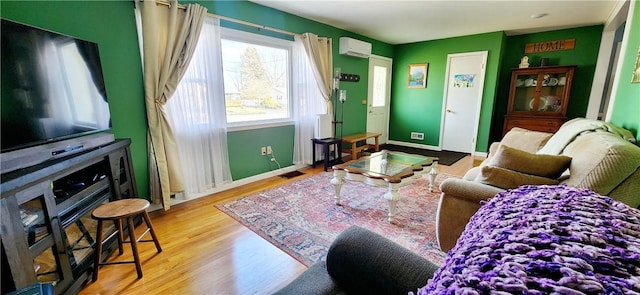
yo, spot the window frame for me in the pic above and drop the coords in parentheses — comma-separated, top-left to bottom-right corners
(220, 27, 295, 131)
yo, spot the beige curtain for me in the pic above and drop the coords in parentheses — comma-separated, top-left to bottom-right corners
(139, 0, 207, 209)
(300, 33, 333, 114)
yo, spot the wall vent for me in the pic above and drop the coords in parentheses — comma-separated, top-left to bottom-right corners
(410, 132, 424, 140)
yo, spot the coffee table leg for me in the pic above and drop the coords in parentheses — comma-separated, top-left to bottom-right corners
(384, 183, 401, 222)
(428, 161, 439, 192)
(331, 170, 345, 205)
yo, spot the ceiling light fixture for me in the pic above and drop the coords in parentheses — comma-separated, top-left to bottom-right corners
(530, 13, 548, 19)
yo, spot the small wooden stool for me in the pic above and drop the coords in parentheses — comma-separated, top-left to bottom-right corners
(312, 137, 343, 171)
(92, 198, 162, 281)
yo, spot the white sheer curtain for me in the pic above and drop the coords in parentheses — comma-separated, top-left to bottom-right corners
(293, 35, 327, 166)
(165, 16, 232, 199)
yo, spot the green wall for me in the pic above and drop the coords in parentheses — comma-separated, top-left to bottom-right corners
(185, 0, 395, 137)
(1, 0, 394, 192)
(185, 0, 394, 178)
(610, 1, 640, 142)
(391, 32, 505, 152)
(227, 126, 294, 179)
(492, 25, 604, 143)
(2, 0, 636, 195)
(1, 1, 150, 198)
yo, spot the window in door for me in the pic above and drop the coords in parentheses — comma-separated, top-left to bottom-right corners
(371, 65, 387, 107)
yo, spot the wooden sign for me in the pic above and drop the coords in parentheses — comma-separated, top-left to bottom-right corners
(525, 39, 575, 53)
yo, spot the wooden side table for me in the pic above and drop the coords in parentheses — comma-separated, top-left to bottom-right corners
(342, 132, 381, 160)
(312, 137, 343, 171)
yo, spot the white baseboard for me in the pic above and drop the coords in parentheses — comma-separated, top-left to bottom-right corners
(148, 164, 305, 212)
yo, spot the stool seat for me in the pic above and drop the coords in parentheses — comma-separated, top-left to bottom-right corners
(92, 199, 150, 219)
(92, 198, 161, 281)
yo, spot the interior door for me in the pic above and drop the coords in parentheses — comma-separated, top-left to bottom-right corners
(366, 55, 392, 144)
(440, 51, 488, 153)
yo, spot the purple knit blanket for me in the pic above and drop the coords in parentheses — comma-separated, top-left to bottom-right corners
(418, 184, 640, 294)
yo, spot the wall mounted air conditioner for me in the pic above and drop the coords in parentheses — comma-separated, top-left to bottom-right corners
(339, 37, 371, 58)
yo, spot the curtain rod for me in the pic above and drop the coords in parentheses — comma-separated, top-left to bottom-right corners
(154, 0, 300, 37)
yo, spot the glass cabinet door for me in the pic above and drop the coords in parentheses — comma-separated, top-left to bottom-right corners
(537, 71, 569, 114)
(14, 183, 73, 292)
(60, 194, 113, 275)
(20, 197, 49, 247)
(21, 196, 62, 286)
(14, 186, 72, 291)
(509, 66, 573, 116)
(33, 247, 61, 286)
(512, 72, 539, 112)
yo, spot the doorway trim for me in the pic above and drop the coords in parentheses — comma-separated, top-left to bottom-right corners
(586, 0, 630, 120)
(439, 51, 488, 155)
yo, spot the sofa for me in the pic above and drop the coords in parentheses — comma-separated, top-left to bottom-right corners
(436, 118, 640, 252)
(276, 185, 640, 294)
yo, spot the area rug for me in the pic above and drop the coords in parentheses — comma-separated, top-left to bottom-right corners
(216, 172, 454, 267)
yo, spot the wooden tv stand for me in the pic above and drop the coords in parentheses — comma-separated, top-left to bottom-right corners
(1, 139, 138, 294)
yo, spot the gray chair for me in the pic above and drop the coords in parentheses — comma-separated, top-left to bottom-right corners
(274, 226, 439, 295)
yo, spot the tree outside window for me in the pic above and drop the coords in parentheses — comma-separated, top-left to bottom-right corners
(221, 38, 290, 124)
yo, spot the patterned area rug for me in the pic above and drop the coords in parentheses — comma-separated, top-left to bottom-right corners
(217, 172, 453, 267)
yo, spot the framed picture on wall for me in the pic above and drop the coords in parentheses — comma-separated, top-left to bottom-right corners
(407, 63, 428, 88)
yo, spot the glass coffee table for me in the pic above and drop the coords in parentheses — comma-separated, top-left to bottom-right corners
(331, 150, 439, 222)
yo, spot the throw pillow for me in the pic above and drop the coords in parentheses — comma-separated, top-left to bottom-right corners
(474, 166, 559, 189)
(500, 127, 553, 154)
(489, 145, 571, 179)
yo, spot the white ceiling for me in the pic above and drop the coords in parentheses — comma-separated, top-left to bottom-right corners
(249, 0, 620, 45)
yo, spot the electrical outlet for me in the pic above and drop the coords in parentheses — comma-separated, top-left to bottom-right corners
(261, 147, 267, 155)
(266, 146, 272, 155)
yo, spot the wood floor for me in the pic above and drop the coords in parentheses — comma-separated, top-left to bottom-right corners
(79, 155, 480, 295)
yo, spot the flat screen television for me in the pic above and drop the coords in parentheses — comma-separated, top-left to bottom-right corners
(1, 19, 112, 155)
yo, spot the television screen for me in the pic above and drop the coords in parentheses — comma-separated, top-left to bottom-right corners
(1, 19, 111, 153)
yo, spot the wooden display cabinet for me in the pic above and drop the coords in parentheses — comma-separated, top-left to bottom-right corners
(503, 65, 576, 135)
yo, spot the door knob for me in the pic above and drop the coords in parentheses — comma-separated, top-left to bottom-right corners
(446, 109, 452, 113)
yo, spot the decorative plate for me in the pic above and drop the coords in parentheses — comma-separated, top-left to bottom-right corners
(529, 96, 548, 111)
(524, 78, 534, 87)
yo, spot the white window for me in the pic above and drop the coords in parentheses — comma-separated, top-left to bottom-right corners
(221, 28, 293, 127)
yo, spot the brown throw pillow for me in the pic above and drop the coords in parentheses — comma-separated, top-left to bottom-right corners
(501, 127, 553, 154)
(474, 166, 559, 189)
(488, 145, 571, 179)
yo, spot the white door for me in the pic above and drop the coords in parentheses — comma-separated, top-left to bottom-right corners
(367, 55, 392, 144)
(440, 51, 488, 153)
